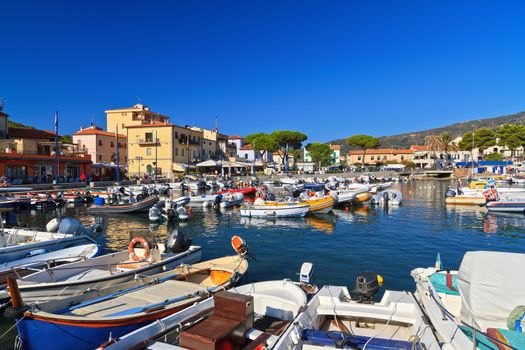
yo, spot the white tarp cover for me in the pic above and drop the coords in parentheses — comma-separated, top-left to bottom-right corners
(458, 251, 525, 330)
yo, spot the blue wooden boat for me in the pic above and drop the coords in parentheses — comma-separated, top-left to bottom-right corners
(10, 253, 249, 350)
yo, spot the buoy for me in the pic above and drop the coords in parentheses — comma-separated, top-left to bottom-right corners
(345, 207, 349, 212)
(377, 274, 384, 287)
(188, 207, 193, 214)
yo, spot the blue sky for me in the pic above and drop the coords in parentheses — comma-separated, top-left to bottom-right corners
(2, 1, 525, 143)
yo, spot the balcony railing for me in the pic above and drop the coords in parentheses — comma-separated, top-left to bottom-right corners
(137, 138, 160, 145)
(0, 148, 89, 158)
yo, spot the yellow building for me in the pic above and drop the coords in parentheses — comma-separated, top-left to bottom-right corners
(126, 122, 203, 178)
(347, 148, 413, 165)
(105, 104, 169, 133)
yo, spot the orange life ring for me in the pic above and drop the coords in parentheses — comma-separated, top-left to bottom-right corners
(128, 236, 150, 262)
(483, 188, 498, 201)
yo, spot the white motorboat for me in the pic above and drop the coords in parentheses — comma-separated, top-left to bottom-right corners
(486, 198, 525, 213)
(412, 251, 525, 350)
(371, 189, 403, 206)
(189, 194, 219, 206)
(95, 279, 308, 350)
(219, 192, 244, 208)
(274, 278, 441, 350)
(241, 200, 310, 218)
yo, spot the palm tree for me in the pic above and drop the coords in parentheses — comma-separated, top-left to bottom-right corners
(425, 132, 459, 169)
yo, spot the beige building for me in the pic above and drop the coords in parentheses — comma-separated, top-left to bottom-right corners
(347, 148, 413, 165)
(105, 104, 169, 133)
(73, 125, 127, 165)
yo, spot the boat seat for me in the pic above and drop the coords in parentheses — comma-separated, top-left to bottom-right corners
(180, 315, 241, 350)
(301, 329, 423, 350)
(430, 272, 459, 296)
(116, 260, 150, 271)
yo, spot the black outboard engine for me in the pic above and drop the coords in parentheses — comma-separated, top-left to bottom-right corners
(165, 230, 191, 253)
(119, 187, 126, 195)
(215, 194, 223, 205)
(353, 271, 379, 303)
(266, 192, 276, 201)
(445, 188, 457, 198)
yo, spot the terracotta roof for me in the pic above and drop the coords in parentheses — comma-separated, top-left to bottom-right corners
(8, 127, 59, 139)
(348, 148, 413, 155)
(228, 135, 244, 139)
(330, 144, 341, 150)
(125, 122, 173, 128)
(411, 145, 429, 151)
(74, 128, 127, 138)
(240, 144, 253, 150)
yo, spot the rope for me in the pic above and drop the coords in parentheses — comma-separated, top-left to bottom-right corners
(0, 314, 26, 342)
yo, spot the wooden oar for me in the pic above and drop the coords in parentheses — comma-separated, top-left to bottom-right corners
(68, 272, 181, 312)
(105, 290, 206, 317)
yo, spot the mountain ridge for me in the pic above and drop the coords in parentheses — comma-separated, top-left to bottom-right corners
(329, 110, 525, 152)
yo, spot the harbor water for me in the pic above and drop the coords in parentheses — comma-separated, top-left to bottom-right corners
(2, 180, 525, 347)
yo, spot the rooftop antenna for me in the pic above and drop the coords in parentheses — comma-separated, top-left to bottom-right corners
(90, 115, 95, 127)
(136, 96, 142, 104)
(215, 115, 218, 132)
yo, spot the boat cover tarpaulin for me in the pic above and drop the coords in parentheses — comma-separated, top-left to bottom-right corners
(458, 251, 525, 330)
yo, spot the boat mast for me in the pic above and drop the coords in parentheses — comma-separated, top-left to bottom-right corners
(54, 111, 59, 184)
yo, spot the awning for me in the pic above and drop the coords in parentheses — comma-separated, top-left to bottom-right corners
(196, 159, 218, 167)
(173, 163, 196, 172)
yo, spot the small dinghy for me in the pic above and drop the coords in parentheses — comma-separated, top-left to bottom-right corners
(149, 198, 191, 222)
(88, 195, 159, 214)
(486, 199, 525, 213)
(371, 189, 403, 206)
(10, 243, 249, 350)
(273, 272, 441, 350)
(0, 231, 201, 304)
(241, 199, 310, 218)
(0, 243, 99, 287)
(412, 251, 525, 350)
(189, 194, 219, 206)
(0, 217, 100, 264)
(96, 279, 307, 350)
(219, 192, 244, 208)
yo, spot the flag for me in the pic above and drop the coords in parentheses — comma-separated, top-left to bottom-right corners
(54, 111, 59, 128)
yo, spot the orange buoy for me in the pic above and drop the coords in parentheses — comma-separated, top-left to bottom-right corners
(128, 236, 150, 262)
(231, 235, 247, 256)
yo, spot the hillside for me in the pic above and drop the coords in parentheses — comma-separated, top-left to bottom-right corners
(329, 110, 525, 151)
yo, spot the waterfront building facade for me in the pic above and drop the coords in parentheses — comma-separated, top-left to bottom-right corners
(105, 104, 169, 133)
(347, 148, 413, 165)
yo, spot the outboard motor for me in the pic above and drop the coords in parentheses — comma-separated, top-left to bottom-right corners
(165, 231, 191, 253)
(46, 218, 61, 232)
(214, 194, 223, 206)
(445, 188, 457, 198)
(265, 192, 276, 201)
(352, 271, 380, 303)
(57, 218, 84, 235)
(119, 186, 126, 195)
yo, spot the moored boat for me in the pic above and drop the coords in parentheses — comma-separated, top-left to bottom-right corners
(303, 195, 334, 213)
(0, 232, 201, 304)
(241, 200, 309, 218)
(486, 199, 525, 213)
(11, 249, 249, 350)
(217, 186, 257, 195)
(219, 192, 244, 208)
(412, 251, 525, 350)
(88, 195, 159, 214)
(96, 279, 307, 350)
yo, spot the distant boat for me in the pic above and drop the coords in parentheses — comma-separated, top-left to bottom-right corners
(87, 195, 159, 214)
(486, 200, 525, 213)
(241, 201, 310, 218)
(217, 187, 257, 195)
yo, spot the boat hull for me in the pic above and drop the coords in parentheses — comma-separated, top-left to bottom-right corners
(88, 195, 158, 214)
(305, 196, 334, 214)
(486, 202, 525, 212)
(445, 196, 486, 205)
(240, 205, 309, 218)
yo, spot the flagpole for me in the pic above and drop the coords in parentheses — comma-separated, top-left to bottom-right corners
(285, 142, 289, 176)
(54, 111, 59, 184)
(115, 125, 120, 183)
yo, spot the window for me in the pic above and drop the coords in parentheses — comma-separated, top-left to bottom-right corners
(401, 155, 404, 160)
(182, 149, 184, 156)
(357, 156, 361, 161)
(121, 123, 125, 129)
(245, 154, 248, 159)
(146, 148, 151, 156)
(98, 140, 102, 146)
(121, 112, 127, 116)
(98, 155, 102, 161)
(493, 147, 498, 152)
(371, 156, 375, 160)
(175, 132, 178, 139)
(145, 132, 153, 142)
(110, 141, 114, 148)
(175, 148, 178, 156)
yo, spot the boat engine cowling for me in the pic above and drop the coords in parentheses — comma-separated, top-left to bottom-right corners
(46, 218, 61, 232)
(57, 218, 84, 235)
(353, 271, 379, 303)
(165, 231, 191, 253)
(445, 188, 457, 198)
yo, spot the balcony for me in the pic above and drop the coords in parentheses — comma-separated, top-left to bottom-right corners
(137, 138, 160, 145)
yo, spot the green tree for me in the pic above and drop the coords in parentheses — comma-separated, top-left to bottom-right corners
(271, 130, 307, 170)
(474, 128, 496, 152)
(458, 131, 475, 151)
(307, 143, 332, 169)
(484, 152, 504, 161)
(402, 160, 417, 169)
(496, 124, 525, 159)
(244, 133, 279, 166)
(346, 134, 380, 165)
